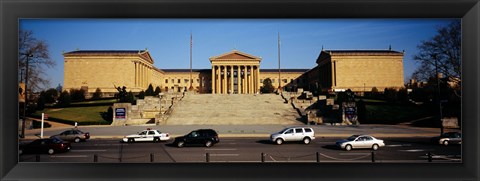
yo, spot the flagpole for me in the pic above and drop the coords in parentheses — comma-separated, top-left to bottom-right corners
(189, 32, 193, 91)
(278, 32, 282, 92)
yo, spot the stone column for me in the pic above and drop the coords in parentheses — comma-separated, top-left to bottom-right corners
(248, 66, 252, 94)
(242, 65, 247, 94)
(211, 66, 215, 94)
(256, 66, 260, 94)
(331, 61, 335, 88)
(134, 62, 138, 87)
(230, 66, 234, 94)
(222, 66, 227, 94)
(237, 66, 241, 94)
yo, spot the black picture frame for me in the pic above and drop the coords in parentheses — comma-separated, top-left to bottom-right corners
(1, 0, 478, 180)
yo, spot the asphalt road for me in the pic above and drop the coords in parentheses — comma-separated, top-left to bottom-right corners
(19, 137, 461, 163)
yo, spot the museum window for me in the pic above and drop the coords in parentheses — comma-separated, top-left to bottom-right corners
(165, 79, 168, 83)
(177, 79, 180, 83)
(283, 79, 288, 83)
(184, 79, 189, 83)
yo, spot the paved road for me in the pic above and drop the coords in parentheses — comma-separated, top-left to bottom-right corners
(19, 137, 461, 163)
(23, 123, 456, 140)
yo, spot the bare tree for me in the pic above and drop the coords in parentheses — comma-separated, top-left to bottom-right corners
(412, 21, 461, 96)
(18, 30, 56, 92)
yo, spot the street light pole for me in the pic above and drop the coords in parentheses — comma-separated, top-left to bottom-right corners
(21, 53, 33, 138)
(434, 54, 444, 135)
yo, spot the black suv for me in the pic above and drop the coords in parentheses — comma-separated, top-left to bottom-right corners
(174, 129, 219, 147)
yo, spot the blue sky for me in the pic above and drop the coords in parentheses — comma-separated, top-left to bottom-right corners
(20, 19, 457, 89)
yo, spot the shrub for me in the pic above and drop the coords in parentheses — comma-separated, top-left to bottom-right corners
(91, 88, 102, 100)
(57, 90, 71, 107)
(261, 78, 275, 93)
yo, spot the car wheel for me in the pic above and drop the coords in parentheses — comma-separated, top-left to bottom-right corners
(372, 144, 379, 150)
(303, 137, 311, 145)
(154, 137, 160, 142)
(128, 138, 135, 143)
(177, 141, 185, 148)
(345, 144, 352, 151)
(74, 137, 81, 143)
(275, 138, 284, 145)
(205, 140, 213, 147)
(48, 148, 55, 155)
(443, 140, 449, 146)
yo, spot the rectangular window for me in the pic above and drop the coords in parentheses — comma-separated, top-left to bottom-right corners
(165, 79, 168, 83)
(184, 79, 189, 83)
(177, 79, 180, 83)
(165, 87, 168, 91)
(283, 79, 288, 83)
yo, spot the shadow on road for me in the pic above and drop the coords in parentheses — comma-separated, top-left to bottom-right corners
(322, 145, 343, 150)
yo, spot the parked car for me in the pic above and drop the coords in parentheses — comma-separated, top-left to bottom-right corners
(432, 132, 462, 146)
(50, 129, 90, 143)
(19, 137, 71, 155)
(336, 135, 385, 151)
(270, 127, 315, 145)
(174, 129, 219, 147)
(122, 129, 170, 143)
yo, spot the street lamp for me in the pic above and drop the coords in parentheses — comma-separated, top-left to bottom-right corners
(20, 53, 33, 138)
(433, 54, 444, 135)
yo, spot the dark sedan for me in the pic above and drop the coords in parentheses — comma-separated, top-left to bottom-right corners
(432, 132, 462, 146)
(19, 137, 71, 155)
(173, 129, 220, 147)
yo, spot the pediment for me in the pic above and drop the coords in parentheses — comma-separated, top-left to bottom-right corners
(210, 50, 261, 61)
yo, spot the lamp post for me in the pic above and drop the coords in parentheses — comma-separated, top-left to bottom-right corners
(433, 54, 444, 135)
(21, 53, 33, 138)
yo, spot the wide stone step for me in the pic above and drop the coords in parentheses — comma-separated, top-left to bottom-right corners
(166, 94, 301, 125)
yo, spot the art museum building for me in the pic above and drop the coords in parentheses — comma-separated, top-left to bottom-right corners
(63, 49, 404, 96)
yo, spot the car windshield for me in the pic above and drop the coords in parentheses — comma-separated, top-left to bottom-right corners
(278, 128, 290, 134)
(347, 135, 359, 141)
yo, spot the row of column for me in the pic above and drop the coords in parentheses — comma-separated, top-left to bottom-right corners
(135, 61, 150, 88)
(211, 65, 259, 94)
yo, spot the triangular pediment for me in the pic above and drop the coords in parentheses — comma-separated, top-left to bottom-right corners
(210, 50, 261, 61)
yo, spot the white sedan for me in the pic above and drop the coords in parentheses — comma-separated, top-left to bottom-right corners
(122, 129, 170, 143)
(335, 135, 385, 151)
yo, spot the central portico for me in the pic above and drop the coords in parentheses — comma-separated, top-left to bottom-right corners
(209, 50, 261, 94)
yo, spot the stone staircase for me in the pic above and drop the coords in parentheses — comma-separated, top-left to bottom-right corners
(165, 94, 302, 125)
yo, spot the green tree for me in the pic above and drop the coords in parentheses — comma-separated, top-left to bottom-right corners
(145, 84, 154, 96)
(154, 86, 161, 96)
(36, 91, 46, 110)
(92, 88, 102, 100)
(57, 90, 71, 107)
(70, 88, 85, 101)
(261, 78, 275, 93)
(44, 88, 58, 104)
(126, 91, 136, 105)
(138, 90, 145, 99)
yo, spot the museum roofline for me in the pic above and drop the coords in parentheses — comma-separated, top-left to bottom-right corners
(161, 68, 309, 73)
(63, 50, 148, 55)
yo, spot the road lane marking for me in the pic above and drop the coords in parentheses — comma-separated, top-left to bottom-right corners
(398, 149, 431, 152)
(70, 150, 107, 152)
(50, 155, 88, 158)
(205, 148, 237, 151)
(386, 144, 412, 147)
(209, 154, 239, 156)
(339, 153, 371, 156)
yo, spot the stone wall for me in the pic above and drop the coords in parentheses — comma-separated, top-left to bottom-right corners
(110, 94, 182, 126)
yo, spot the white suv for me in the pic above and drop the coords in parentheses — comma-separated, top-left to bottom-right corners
(270, 127, 315, 145)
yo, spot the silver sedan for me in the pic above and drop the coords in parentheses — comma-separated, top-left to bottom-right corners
(335, 135, 385, 151)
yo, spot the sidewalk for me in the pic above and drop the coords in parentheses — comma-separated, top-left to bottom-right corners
(21, 122, 452, 140)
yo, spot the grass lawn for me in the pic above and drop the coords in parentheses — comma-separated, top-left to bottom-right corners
(363, 103, 431, 124)
(33, 104, 111, 125)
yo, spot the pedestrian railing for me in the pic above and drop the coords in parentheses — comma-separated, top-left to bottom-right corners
(19, 151, 461, 163)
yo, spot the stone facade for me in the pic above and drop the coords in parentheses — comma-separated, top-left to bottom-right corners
(63, 50, 164, 96)
(63, 49, 404, 96)
(316, 50, 404, 93)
